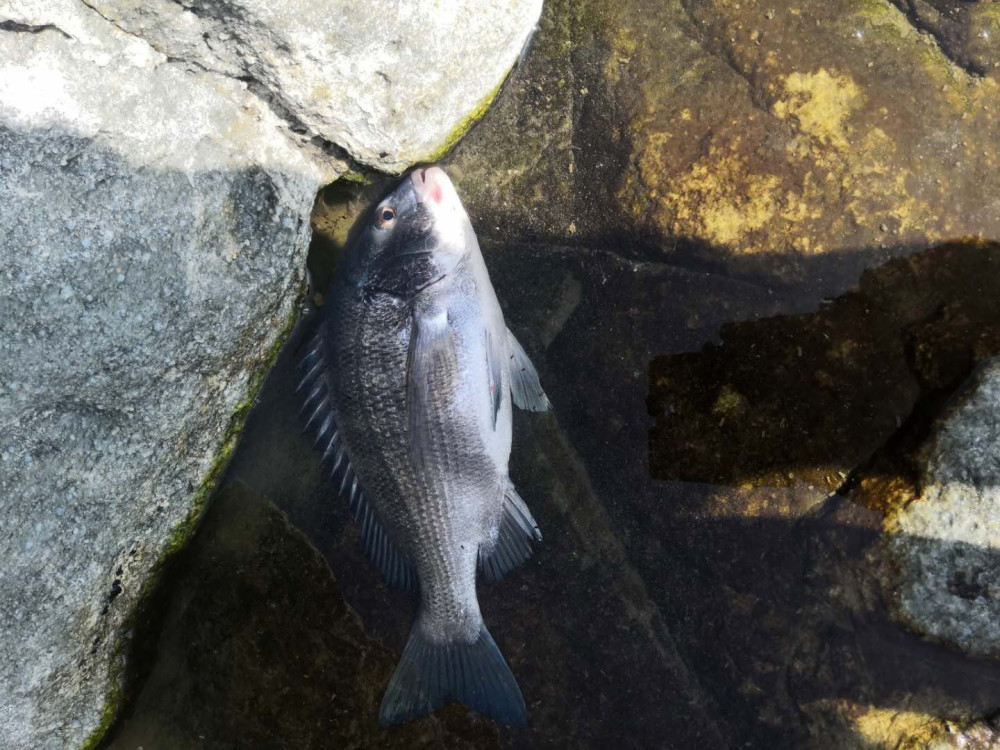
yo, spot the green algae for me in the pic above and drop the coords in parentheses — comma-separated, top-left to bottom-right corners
(419, 75, 508, 165)
(79, 689, 121, 750)
(336, 168, 373, 185)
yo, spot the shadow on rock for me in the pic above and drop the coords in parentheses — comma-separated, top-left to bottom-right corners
(648, 240, 1000, 497)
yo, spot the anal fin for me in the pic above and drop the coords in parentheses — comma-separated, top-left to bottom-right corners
(478, 480, 542, 583)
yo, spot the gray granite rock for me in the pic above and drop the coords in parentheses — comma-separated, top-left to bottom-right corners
(922, 718, 1000, 750)
(0, 1, 328, 747)
(80, 0, 544, 172)
(887, 358, 1000, 659)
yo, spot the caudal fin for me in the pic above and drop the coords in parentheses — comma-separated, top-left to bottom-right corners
(378, 621, 526, 727)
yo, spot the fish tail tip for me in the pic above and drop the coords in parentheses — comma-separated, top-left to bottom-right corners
(378, 621, 526, 728)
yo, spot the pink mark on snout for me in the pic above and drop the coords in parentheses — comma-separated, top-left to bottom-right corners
(410, 166, 448, 204)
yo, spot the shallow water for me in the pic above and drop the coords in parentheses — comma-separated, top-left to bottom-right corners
(101, 0, 1000, 746)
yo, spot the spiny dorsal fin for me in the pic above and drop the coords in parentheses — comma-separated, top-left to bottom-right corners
(506, 328, 551, 412)
(299, 333, 416, 590)
(478, 480, 542, 583)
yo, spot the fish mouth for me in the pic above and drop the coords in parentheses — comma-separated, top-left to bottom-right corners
(410, 166, 455, 205)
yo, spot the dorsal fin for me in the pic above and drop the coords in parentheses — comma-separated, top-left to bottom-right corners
(299, 333, 417, 590)
(478, 480, 542, 583)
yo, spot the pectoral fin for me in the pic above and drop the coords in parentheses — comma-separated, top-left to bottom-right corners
(506, 328, 551, 412)
(486, 328, 504, 429)
(407, 308, 458, 472)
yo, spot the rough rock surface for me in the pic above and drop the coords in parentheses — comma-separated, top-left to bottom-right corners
(922, 717, 1000, 750)
(0, 1, 326, 747)
(617, 0, 1000, 283)
(81, 0, 544, 172)
(886, 358, 1000, 659)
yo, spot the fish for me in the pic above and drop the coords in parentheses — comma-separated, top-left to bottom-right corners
(297, 165, 551, 727)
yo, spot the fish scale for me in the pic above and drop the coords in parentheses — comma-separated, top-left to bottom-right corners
(300, 166, 549, 727)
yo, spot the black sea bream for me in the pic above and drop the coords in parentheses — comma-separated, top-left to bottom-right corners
(298, 166, 550, 726)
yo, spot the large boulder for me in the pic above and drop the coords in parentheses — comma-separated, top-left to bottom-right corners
(0, 3, 325, 748)
(0, 0, 539, 747)
(80, 0, 544, 172)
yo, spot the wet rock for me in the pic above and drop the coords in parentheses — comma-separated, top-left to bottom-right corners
(0, 2, 327, 747)
(448, 0, 1000, 302)
(447, 0, 1000, 288)
(616, 0, 1000, 283)
(886, 1, 1000, 80)
(885, 357, 1000, 659)
(105, 481, 499, 749)
(81, 0, 543, 172)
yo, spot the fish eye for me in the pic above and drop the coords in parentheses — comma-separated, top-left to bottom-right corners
(377, 206, 396, 227)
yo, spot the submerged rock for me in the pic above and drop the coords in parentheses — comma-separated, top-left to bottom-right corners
(885, 358, 1000, 659)
(79, 0, 543, 172)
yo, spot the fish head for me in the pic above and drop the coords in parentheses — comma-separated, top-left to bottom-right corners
(348, 166, 476, 300)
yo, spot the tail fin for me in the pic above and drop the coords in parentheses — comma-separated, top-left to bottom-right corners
(378, 621, 526, 727)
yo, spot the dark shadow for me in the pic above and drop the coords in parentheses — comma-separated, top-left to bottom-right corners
(647, 240, 1000, 495)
